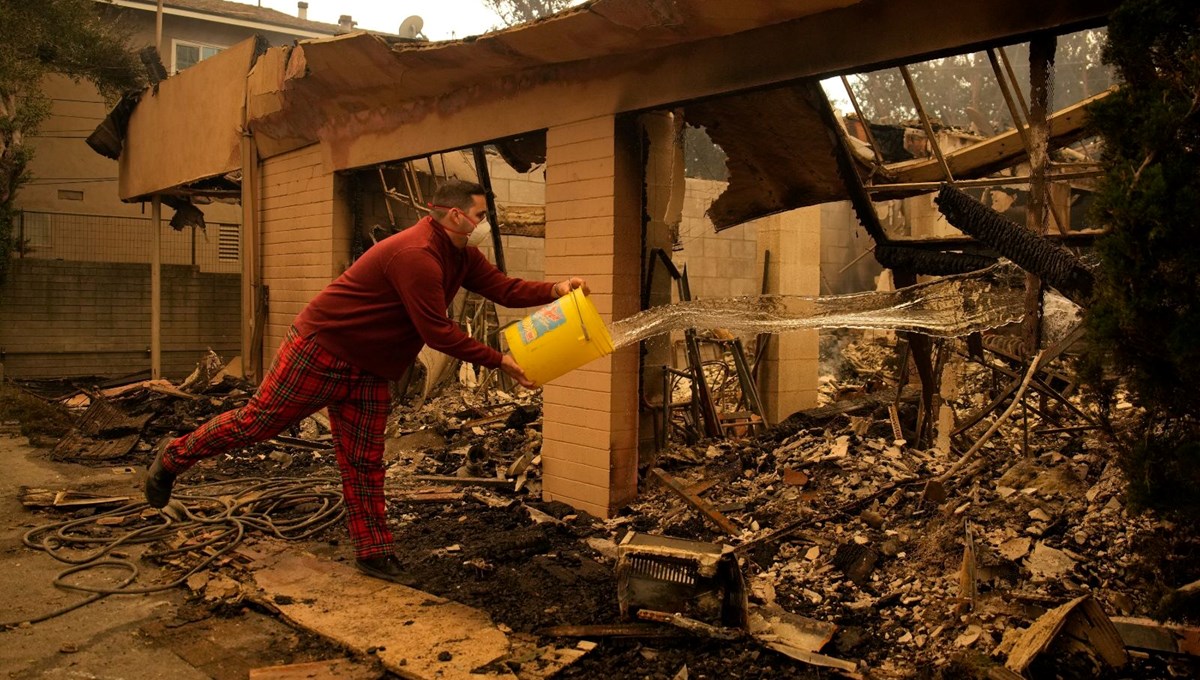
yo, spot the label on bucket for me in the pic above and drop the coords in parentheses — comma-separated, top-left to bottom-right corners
(518, 300, 567, 345)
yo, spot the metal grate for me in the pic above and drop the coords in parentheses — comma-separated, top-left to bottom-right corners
(218, 223, 240, 261)
(628, 555, 698, 586)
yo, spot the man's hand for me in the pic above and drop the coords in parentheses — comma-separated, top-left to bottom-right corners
(553, 277, 591, 297)
(500, 354, 537, 389)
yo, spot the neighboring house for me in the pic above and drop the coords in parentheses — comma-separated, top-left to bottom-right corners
(1, 0, 342, 379)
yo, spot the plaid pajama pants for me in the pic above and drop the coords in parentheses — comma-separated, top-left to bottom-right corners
(161, 327, 395, 559)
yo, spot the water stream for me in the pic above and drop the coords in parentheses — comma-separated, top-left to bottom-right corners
(608, 261, 1028, 349)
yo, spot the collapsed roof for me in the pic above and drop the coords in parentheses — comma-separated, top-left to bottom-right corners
(105, 0, 1117, 229)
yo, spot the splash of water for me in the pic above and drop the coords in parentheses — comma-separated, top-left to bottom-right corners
(609, 262, 1027, 349)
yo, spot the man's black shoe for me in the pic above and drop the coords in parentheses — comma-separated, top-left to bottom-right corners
(144, 443, 177, 509)
(355, 555, 413, 585)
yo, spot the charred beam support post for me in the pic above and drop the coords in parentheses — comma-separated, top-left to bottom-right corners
(1024, 34, 1056, 357)
(472, 146, 506, 273)
(933, 186, 1093, 306)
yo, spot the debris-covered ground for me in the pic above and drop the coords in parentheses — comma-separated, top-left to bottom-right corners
(4, 334, 1200, 678)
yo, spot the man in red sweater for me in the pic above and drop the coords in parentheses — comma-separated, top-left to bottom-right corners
(145, 179, 587, 583)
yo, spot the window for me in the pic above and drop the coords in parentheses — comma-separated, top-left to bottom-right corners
(57, 189, 84, 201)
(173, 40, 223, 73)
(218, 223, 240, 262)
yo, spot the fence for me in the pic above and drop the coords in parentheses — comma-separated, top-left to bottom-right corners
(16, 210, 240, 274)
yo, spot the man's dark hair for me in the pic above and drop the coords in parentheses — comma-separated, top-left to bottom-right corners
(431, 179, 486, 213)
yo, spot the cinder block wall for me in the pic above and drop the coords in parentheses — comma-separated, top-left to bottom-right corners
(540, 115, 640, 519)
(820, 201, 881, 294)
(757, 207, 821, 421)
(476, 234, 548, 325)
(673, 178, 761, 300)
(259, 145, 352, 365)
(0, 259, 239, 378)
(476, 155, 549, 326)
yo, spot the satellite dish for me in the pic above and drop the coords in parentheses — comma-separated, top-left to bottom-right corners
(399, 15, 425, 40)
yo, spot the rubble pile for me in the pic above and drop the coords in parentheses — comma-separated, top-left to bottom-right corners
(612, 335, 1200, 678)
(8, 336, 1200, 678)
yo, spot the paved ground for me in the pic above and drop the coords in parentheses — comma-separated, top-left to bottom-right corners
(0, 433, 361, 679)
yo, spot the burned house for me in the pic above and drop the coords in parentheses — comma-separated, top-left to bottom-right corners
(103, 0, 1115, 518)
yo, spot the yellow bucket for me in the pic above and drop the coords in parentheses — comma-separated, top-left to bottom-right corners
(504, 289, 614, 386)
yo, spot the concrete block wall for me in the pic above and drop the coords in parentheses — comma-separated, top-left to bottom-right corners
(756, 206, 822, 422)
(540, 115, 641, 519)
(476, 156, 550, 326)
(673, 178, 761, 300)
(475, 234, 549, 326)
(260, 145, 352, 365)
(820, 201, 882, 294)
(0, 259, 239, 379)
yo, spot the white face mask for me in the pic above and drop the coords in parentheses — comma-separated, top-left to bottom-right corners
(466, 218, 491, 247)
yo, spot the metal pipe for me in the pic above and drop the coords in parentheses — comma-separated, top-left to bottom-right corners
(866, 170, 1101, 193)
(987, 49, 1034, 157)
(899, 65, 954, 183)
(151, 196, 162, 380)
(998, 47, 1032, 123)
(840, 75, 886, 168)
(471, 145, 507, 273)
(988, 49, 1070, 234)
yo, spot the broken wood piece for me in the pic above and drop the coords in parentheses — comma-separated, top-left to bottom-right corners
(271, 435, 333, 450)
(538, 623, 681, 638)
(649, 468, 740, 535)
(248, 658, 378, 680)
(959, 522, 978, 611)
(144, 381, 202, 400)
(392, 491, 464, 504)
(636, 609, 744, 641)
(505, 449, 538, 479)
(466, 490, 516, 509)
(747, 603, 837, 653)
(414, 475, 512, 487)
(1005, 594, 1127, 673)
(253, 553, 514, 679)
(763, 641, 859, 673)
(684, 478, 720, 496)
(18, 488, 132, 509)
(1110, 617, 1200, 657)
(524, 505, 563, 525)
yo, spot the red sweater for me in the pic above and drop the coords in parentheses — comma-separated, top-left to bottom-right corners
(293, 217, 557, 379)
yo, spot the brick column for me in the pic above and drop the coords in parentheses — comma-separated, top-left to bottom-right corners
(259, 144, 352, 366)
(756, 207, 821, 422)
(541, 115, 641, 518)
(639, 112, 683, 457)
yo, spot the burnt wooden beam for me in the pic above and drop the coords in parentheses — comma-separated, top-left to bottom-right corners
(649, 468, 740, 535)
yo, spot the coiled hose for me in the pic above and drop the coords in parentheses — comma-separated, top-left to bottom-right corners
(2, 476, 345, 629)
